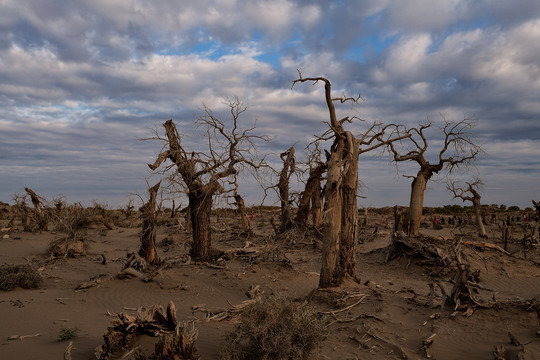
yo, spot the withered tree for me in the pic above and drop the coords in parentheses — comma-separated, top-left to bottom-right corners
(139, 182, 161, 265)
(448, 179, 487, 238)
(232, 182, 251, 232)
(389, 119, 482, 236)
(24, 187, 48, 231)
(292, 73, 409, 288)
(148, 98, 268, 262)
(277, 146, 296, 232)
(295, 144, 326, 230)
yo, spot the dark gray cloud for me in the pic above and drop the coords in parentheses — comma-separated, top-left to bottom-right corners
(1, 0, 539, 208)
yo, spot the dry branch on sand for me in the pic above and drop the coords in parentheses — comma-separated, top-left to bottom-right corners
(95, 301, 198, 360)
(75, 253, 162, 291)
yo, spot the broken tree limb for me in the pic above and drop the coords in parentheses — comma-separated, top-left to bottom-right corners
(318, 295, 368, 315)
(7, 333, 41, 341)
(366, 328, 410, 359)
(64, 341, 74, 360)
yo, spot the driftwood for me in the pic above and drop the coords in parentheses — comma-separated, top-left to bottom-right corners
(64, 341, 74, 360)
(7, 333, 41, 341)
(95, 301, 198, 360)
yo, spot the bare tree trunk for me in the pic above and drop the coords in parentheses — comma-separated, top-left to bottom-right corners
(337, 136, 360, 280)
(319, 138, 344, 288)
(234, 193, 250, 231)
(189, 189, 213, 261)
(311, 183, 323, 228)
(296, 163, 325, 229)
(278, 146, 295, 232)
(408, 172, 428, 236)
(473, 199, 487, 238)
(139, 182, 160, 265)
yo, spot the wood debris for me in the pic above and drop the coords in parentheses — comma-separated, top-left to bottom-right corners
(95, 300, 197, 360)
(7, 333, 41, 341)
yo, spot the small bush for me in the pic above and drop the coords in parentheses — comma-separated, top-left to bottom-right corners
(0, 264, 43, 291)
(58, 326, 79, 341)
(220, 296, 328, 360)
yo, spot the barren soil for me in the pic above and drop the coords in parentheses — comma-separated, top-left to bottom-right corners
(1, 211, 539, 359)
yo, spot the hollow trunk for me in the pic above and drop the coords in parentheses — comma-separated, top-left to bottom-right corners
(408, 171, 428, 236)
(319, 138, 344, 288)
(139, 182, 160, 265)
(296, 163, 325, 229)
(473, 198, 487, 238)
(189, 189, 213, 261)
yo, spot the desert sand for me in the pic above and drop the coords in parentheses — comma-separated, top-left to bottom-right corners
(0, 207, 539, 359)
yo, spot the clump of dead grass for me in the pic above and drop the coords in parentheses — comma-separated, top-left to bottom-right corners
(0, 264, 43, 291)
(58, 326, 79, 341)
(220, 296, 328, 360)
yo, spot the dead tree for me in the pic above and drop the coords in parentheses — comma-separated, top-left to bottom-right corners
(147, 98, 268, 262)
(24, 187, 47, 231)
(448, 179, 487, 238)
(388, 119, 482, 236)
(277, 146, 296, 232)
(296, 144, 326, 230)
(139, 182, 161, 265)
(232, 182, 250, 232)
(292, 73, 409, 288)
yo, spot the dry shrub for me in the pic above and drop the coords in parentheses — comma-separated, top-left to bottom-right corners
(0, 264, 43, 291)
(220, 296, 328, 360)
(58, 326, 79, 341)
(47, 236, 86, 257)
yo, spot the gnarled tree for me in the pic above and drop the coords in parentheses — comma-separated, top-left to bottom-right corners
(292, 73, 409, 288)
(389, 119, 482, 236)
(448, 179, 487, 238)
(148, 98, 268, 262)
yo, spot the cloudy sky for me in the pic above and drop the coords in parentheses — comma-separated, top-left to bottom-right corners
(1, 0, 539, 209)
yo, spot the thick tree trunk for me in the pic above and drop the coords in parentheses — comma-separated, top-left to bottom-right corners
(139, 182, 160, 265)
(296, 163, 325, 229)
(337, 136, 360, 280)
(319, 138, 344, 288)
(408, 172, 428, 236)
(189, 189, 213, 261)
(473, 199, 487, 238)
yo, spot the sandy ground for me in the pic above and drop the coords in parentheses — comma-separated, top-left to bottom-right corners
(0, 211, 539, 360)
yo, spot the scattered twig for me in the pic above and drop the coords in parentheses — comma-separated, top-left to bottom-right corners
(7, 333, 41, 341)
